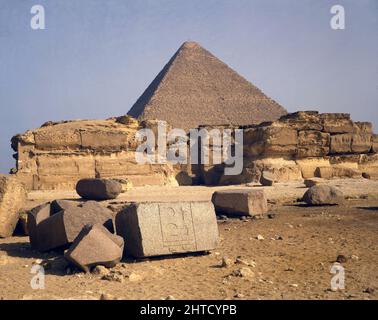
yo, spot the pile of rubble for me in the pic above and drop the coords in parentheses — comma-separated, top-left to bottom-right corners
(0, 174, 348, 272)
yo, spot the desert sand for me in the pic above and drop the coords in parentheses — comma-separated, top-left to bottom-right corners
(1, 179, 377, 300)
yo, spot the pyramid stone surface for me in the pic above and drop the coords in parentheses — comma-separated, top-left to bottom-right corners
(128, 41, 287, 130)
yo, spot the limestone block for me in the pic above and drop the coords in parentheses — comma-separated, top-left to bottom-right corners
(212, 190, 268, 216)
(351, 134, 372, 153)
(0, 175, 27, 237)
(372, 134, 378, 153)
(34, 129, 81, 150)
(322, 119, 355, 134)
(330, 134, 352, 154)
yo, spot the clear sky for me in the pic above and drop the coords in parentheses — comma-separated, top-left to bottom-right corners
(0, 0, 377, 173)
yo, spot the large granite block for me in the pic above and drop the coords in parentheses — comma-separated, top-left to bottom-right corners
(115, 201, 219, 258)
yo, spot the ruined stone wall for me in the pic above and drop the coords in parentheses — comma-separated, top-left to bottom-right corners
(199, 111, 378, 185)
(11, 111, 378, 190)
(11, 116, 179, 191)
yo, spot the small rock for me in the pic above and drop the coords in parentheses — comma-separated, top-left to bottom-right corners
(290, 284, 298, 288)
(267, 213, 276, 219)
(336, 255, 348, 263)
(285, 267, 295, 272)
(362, 172, 371, 179)
(363, 287, 375, 294)
(350, 255, 359, 261)
(165, 295, 176, 300)
(256, 234, 264, 241)
(92, 265, 110, 276)
(102, 272, 124, 283)
(304, 178, 324, 188)
(303, 185, 344, 206)
(128, 272, 143, 282)
(220, 256, 234, 268)
(233, 267, 255, 279)
(234, 293, 244, 298)
(100, 293, 118, 300)
(235, 257, 256, 268)
(260, 171, 275, 186)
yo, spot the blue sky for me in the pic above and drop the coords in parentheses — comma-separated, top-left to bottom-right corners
(0, 0, 377, 173)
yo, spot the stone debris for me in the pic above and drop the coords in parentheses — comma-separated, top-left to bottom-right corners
(260, 171, 275, 186)
(100, 293, 119, 300)
(267, 213, 276, 219)
(211, 189, 268, 217)
(235, 257, 256, 268)
(92, 265, 110, 276)
(0, 174, 27, 237)
(28, 200, 114, 252)
(336, 255, 348, 263)
(64, 224, 124, 273)
(350, 255, 359, 261)
(116, 201, 219, 258)
(220, 256, 234, 268)
(303, 185, 344, 206)
(363, 288, 375, 294)
(128, 272, 143, 282)
(232, 267, 255, 279)
(76, 178, 122, 200)
(101, 271, 125, 283)
(256, 235, 265, 241)
(362, 172, 371, 179)
(304, 178, 325, 188)
(112, 178, 133, 193)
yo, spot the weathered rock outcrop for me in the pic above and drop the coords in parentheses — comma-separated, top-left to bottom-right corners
(12, 117, 180, 190)
(11, 111, 378, 190)
(199, 111, 378, 185)
(303, 185, 344, 205)
(0, 175, 27, 237)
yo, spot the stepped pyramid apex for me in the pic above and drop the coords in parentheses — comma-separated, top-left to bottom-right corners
(128, 41, 287, 130)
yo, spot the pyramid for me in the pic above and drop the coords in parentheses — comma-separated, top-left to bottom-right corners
(128, 41, 287, 130)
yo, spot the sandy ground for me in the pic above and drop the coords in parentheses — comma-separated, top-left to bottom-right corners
(0, 179, 377, 300)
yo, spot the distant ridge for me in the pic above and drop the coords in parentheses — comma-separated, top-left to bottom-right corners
(128, 41, 287, 130)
